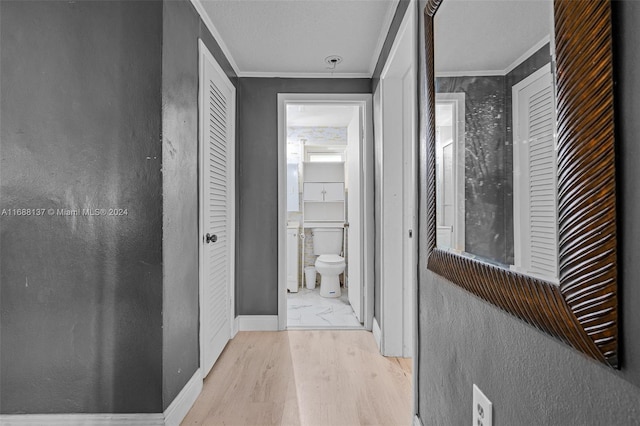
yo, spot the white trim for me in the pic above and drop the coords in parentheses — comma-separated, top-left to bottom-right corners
(368, 0, 402, 75)
(435, 70, 505, 78)
(413, 414, 424, 426)
(436, 36, 552, 78)
(504, 35, 551, 75)
(0, 368, 205, 426)
(198, 39, 236, 376)
(378, 0, 417, 358)
(372, 316, 382, 351)
(435, 93, 466, 251)
(0, 414, 164, 426)
(190, 0, 240, 75)
(237, 315, 279, 331)
(277, 94, 375, 332)
(163, 369, 203, 426)
(232, 315, 239, 337)
(238, 71, 371, 79)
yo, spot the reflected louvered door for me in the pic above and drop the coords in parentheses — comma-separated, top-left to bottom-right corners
(200, 41, 235, 377)
(513, 63, 558, 281)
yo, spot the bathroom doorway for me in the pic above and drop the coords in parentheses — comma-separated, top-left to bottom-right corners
(277, 94, 374, 330)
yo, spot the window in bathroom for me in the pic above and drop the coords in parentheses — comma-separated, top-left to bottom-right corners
(308, 153, 344, 162)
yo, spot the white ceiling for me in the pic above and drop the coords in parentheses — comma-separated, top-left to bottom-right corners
(198, 0, 400, 77)
(435, 0, 553, 74)
(287, 104, 358, 126)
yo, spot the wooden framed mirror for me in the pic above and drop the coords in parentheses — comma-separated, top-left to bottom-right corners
(423, 0, 618, 367)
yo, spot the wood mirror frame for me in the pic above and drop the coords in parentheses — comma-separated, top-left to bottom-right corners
(423, 0, 618, 367)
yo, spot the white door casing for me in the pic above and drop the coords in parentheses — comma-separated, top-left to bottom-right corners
(379, 0, 417, 357)
(198, 39, 236, 377)
(401, 63, 416, 357)
(277, 94, 374, 331)
(435, 93, 466, 252)
(347, 107, 363, 321)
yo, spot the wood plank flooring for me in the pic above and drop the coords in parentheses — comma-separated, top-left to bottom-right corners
(182, 330, 412, 426)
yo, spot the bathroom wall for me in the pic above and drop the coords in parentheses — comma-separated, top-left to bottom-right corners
(434, 43, 550, 266)
(436, 75, 508, 264)
(288, 126, 348, 146)
(236, 78, 370, 315)
(417, 1, 640, 424)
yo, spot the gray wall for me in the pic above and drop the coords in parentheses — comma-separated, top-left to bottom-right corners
(0, 0, 238, 414)
(417, 1, 640, 424)
(161, 0, 237, 409)
(236, 78, 370, 315)
(0, 0, 164, 413)
(372, 0, 412, 93)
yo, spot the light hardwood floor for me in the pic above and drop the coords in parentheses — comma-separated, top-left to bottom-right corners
(182, 330, 412, 426)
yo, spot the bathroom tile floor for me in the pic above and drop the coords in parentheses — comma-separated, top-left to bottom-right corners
(287, 285, 362, 328)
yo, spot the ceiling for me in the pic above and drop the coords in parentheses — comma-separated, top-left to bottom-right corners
(197, 0, 400, 78)
(435, 0, 552, 74)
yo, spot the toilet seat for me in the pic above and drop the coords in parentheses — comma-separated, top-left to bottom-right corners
(317, 254, 344, 264)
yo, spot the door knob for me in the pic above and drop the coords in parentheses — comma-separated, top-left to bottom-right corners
(206, 233, 218, 243)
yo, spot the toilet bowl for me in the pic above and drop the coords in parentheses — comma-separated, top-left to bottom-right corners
(315, 254, 345, 298)
(311, 227, 346, 298)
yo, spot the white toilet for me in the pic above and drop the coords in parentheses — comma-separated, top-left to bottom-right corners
(312, 227, 346, 298)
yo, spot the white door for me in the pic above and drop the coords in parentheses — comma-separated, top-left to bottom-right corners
(401, 64, 416, 357)
(347, 107, 363, 322)
(512, 63, 557, 281)
(379, 0, 416, 357)
(199, 40, 235, 377)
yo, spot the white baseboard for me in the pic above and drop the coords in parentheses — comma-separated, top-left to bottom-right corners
(237, 315, 278, 331)
(0, 414, 164, 426)
(413, 414, 423, 426)
(163, 368, 203, 426)
(372, 316, 382, 351)
(232, 316, 239, 337)
(0, 369, 204, 426)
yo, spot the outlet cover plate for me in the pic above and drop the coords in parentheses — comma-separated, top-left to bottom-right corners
(473, 384, 493, 426)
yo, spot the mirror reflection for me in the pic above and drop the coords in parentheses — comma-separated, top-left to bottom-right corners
(434, 0, 558, 282)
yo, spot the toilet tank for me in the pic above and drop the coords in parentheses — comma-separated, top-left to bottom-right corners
(312, 227, 343, 255)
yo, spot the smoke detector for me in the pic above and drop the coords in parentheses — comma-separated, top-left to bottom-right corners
(325, 55, 343, 69)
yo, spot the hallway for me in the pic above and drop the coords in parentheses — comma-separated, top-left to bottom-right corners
(182, 331, 412, 426)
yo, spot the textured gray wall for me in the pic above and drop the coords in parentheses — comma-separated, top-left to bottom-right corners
(0, 0, 164, 413)
(162, 0, 201, 410)
(417, 1, 640, 424)
(161, 0, 238, 409)
(161, 0, 237, 409)
(0, 0, 238, 414)
(236, 78, 370, 315)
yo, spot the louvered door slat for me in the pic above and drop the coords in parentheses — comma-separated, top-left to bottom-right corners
(200, 41, 235, 377)
(513, 63, 558, 281)
(527, 78, 557, 278)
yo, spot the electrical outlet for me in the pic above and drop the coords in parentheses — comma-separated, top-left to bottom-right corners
(473, 384, 493, 426)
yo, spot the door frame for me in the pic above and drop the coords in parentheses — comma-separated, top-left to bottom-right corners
(377, 0, 417, 357)
(277, 93, 374, 331)
(198, 39, 236, 374)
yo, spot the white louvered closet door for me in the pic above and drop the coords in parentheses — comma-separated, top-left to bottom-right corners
(513, 63, 558, 281)
(199, 40, 235, 377)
